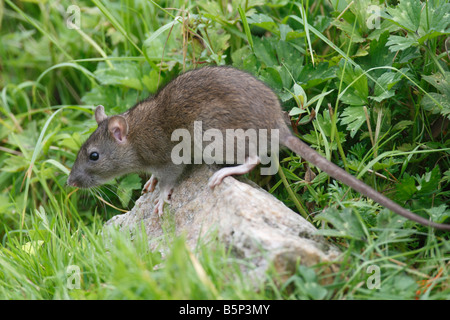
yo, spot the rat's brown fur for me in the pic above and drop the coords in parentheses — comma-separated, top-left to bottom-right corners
(68, 66, 450, 230)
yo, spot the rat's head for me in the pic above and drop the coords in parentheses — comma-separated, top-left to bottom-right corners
(67, 105, 139, 188)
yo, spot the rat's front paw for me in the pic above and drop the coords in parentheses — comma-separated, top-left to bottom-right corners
(142, 175, 158, 194)
(153, 186, 173, 216)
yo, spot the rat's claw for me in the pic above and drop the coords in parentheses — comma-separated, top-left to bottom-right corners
(154, 199, 167, 216)
(153, 186, 173, 216)
(142, 175, 158, 194)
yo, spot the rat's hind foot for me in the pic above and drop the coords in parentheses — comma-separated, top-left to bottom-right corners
(153, 185, 173, 216)
(208, 155, 260, 188)
(142, 175, 158, 194)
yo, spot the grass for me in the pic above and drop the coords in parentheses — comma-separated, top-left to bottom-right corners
(0, 0, 449, 299)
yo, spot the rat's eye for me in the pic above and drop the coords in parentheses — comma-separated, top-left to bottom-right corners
(89, 152, 99, 161)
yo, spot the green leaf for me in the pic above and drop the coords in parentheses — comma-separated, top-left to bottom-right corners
(21, 240, 44, 256)
(289, 107, 307, 116)
(1, 154, 29, 172)
(396, 173, 418, 201)
(370, 71, 402, 102)
(396, 167, 441, 202)
(393, 120, 413, 131)
(416, 166, 440, 195)
(252, 37, 277, 67)
(443, 169, 450, 183)
(422, 72, 450, 97)
(260, 66, 283, 90)
(386, 35, 417, 52)
(0, 194, 14, 213)
(117, 174, 142, 208)
(337, 60, 368, 106)
(421, 72, 450, 118)
(142, 69, 163, 93)
(340, 106, 367, 138)
(303, 110, 346, 149)
(304, 89, 334, 109)
(418, 3, 450, 42)
(94, 61, 143, 90)
(292, 83, 307, 106)
(247, 13, 279, 35)
(331, 19, 365, 43)
(292, 265, 328, 300)
(384, 0, 422, 33)
(275, 40, 301, 69)
(426, 204, 450, 224)
(297, 62, 337, 89)
(315, 207, 366, 240)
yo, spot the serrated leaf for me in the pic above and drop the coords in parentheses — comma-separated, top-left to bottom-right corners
(426, 204, 450, 224)
(418, 3, 450, 41)
(443, 169, 450, 183)
(421, 72, 450, 118)
(422, 93, 450, 117)
(384, 0, 422, 33)
(386, 35, 417, 52)
(315, 207, 366, 240)
(396, 167, 441, 202)
(340, 106, 367, 138)
(416, 166, 440, 195)
(370, 71, 402, 102)
(396, 173, 417, 201)
(422, 72, 450, 97)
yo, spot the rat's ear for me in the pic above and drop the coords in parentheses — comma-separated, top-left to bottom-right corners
(108, 116, 128, 143)
(95, 105, 108, 124)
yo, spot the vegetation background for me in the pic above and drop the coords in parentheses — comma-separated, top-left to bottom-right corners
(0, 0, 449, 299)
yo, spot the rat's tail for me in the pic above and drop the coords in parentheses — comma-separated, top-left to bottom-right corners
(282, 134, 450, 231)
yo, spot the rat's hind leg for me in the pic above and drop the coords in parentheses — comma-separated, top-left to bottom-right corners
(208, 155, 260, 188)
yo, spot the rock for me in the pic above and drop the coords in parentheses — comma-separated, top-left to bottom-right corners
(105, 165, 341, 283)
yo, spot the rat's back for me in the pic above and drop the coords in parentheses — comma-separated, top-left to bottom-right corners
(152, 67, 288, 135)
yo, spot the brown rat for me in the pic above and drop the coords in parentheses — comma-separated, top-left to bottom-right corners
(67, 66, 450, 231)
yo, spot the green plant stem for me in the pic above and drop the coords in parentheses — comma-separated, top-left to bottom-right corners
(277, 162, 309, 221)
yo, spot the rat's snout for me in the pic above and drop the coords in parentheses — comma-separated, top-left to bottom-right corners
(67, 179, 78, 188)
(67, 173, 80, 188)
(66, 175, 76, 187)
